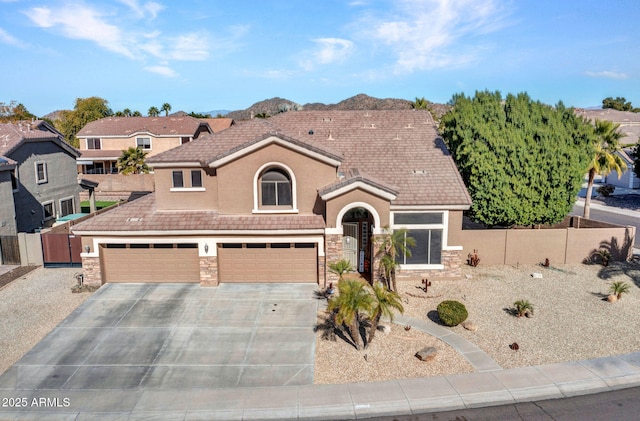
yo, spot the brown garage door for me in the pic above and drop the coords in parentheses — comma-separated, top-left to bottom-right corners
(218, 243, 317, 283)
(101, 243, 200, 283)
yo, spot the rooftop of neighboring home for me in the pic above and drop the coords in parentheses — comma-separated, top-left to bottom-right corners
(149, 109, 472, 207)
(200, 117, 235, 132)
(575, 108, 640, 145)
(76, 115, 211, 138)
(0, 121, 79, 159)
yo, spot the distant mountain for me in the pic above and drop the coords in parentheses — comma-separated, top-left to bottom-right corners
(225, 94, 448, 121)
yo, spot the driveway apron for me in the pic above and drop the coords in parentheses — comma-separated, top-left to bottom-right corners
(0, 283, 319, 394)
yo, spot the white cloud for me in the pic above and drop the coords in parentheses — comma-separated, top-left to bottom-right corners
(144, 65, 178, 77)
(166, 33, 209, 61)
(0, 27, 26, 47)
(361, 0, 509, 73)
(118, 0, 164, 19)
(300, 37, 354, 71)
(585, 70, 629, 80)
(29, 5, 135, 58)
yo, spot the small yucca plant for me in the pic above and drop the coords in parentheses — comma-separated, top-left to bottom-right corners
(513, 299, 534, 317)
(609, 281, 631, 299)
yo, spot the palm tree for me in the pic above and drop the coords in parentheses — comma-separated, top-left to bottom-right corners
(376, 226, 415, 292)
(148, 106, 160, 117)
(161, 103, 172, 116)
(122, 108, 132, 117)
(366, 282, 404, 348)
(117, 147, 150, 175)
(411, 97, 429, 109)
(327, 279, 372, 350)
(584, 120, 627, 219)
(328, 259, 354, 282)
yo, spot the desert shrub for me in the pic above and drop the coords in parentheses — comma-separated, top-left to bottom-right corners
(437, 300, 468, 326)
(596, 184, 615, 197)
(513, 299, 534, 317)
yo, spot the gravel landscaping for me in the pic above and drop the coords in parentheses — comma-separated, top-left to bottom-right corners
(315, 260, 640, 382)
(0, 267, 94, 375)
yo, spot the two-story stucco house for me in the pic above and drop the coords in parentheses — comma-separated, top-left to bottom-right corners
(0, 121, 81, 235)
(72, 110, 471, 286)
(76, 115, 214, 174)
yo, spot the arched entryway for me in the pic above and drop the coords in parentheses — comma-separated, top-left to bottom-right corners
(341, 207, 374, 280)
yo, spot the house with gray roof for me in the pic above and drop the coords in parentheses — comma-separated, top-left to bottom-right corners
(0, 121, 81, 237)
(72, 110, 472, 286)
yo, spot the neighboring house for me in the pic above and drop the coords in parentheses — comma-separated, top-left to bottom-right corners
(0, 121, 81, 234)
(576, 108, 640, 189)
(201, 117, 235, 133)
(605, 148, 640, 189)
(76, 116, 213, 174)
(72, 110, 472, 286)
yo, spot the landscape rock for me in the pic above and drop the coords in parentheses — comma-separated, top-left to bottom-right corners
(531, 273, 543, 278)
(462, 321, 478, 332)
(525, 311, 534, 318)
(415, 346, 437, 362)
(378, 324, 391, 335)
(607, 294, 617, 303)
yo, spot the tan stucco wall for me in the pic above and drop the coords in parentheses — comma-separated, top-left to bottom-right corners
(325, 188, 390, 229)
(447, 210, 464, 246)
(154, 167, 218, 210)
(216, 143, 336, 215)
(80, 136, 184, 157)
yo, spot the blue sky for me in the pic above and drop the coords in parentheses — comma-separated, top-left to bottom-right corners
(1, 0, 639, 117)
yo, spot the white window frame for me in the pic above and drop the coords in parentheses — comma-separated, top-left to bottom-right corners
(42, 201, 55, 221)
(35, 161, 48, 184)
(391, 211, 448, 270)
(87, 138, 101, 150)
(170, 169, 205, 192)
(59, 196, 74, 217)
(136, 137, 152, 150)
(252, 162, 298, 214)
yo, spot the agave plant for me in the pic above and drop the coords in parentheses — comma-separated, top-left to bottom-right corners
(609, 281, 631, 299)
(513, 299, 534, 317)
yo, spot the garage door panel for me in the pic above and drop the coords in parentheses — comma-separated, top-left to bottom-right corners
(218, 244, 317, 283)
(102, 246, 200, 283)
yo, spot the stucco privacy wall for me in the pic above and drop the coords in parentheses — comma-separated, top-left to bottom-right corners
(79, 174, 155, 201)
(460, 218, 635, 265)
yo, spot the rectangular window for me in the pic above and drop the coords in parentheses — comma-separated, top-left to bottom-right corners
(393, 212, 445, 266)
(172, 171, 184, 188)
(261, 183, 276, 205)
(11, 171, 18, 191)
(42, 202, 54, 220)
(246, 243, 267, 249)
(136, 137, 151, 149)
(60, 198, 74, 217)
(87, 138, 101, 149)
(191, 170, 202, 188)
(153, 244, 174, 249)
(181, 137, 190, 144)
(130, 244, 150, 249)
(176, 243, 198, 249)
(35, 162, 47, 184)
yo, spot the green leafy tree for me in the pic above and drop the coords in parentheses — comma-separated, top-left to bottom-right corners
(366, 282, 404, 347)
(411, 97, 429, 109)
(188, 111, 211, 118)
(584, 120, 627, 219)
(117, 147, 150, 175)
(327, 279, 372, 350)
(631, 138, 640, 180)
(602, 96, 636, 112)
(161, 102, 172, 116)
(376, 226, 415, 292)
(0, 101, 37, 122)
(132, 110, 142, 117)
(148, 106, 160, 117)
(440, 91, 594, 226)
(55, 96, 113, 147)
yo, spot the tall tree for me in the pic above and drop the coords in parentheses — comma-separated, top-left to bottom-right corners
(376, 227, 415, 292)
(440, 91, 594, 226)
(411, 97, 429, 109)
(0, 101, 36, 122)
(55, 97, 113, 147)
(602, 97, 635, 112)
(148, 106, 160, 117)
(583, 120, 627, 219)
(117, 147, 150, 175)
(161, 103, 172, 116)
(327, 279, 372, 350)
(366, 282, 404, 348)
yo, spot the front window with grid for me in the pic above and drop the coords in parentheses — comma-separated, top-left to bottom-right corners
(392, 212, 445, 266)
(35, 162, 47, 184)
(87, 138, 101, 149)
(260, 169, 292, 206)
(136, 137, 151, 149)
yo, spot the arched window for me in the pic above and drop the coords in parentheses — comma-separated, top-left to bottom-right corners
(260, 168, 292, 206)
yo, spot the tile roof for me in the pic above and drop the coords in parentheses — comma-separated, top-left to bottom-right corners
(201, 118, 234, 132)
(76, 116, 209, 138)
(72, 193, 326, 233)
(0, 122, 79, 159)
(149, 110, 471, 206)
(318, 168, 398, 198)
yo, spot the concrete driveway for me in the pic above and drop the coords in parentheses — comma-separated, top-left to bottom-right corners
(0, 282, 319, 391)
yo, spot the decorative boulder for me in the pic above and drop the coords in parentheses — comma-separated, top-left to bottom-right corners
(415, 347, 437, 362)
(607, 294, 617, 303)
(462, 321, 478, 332)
